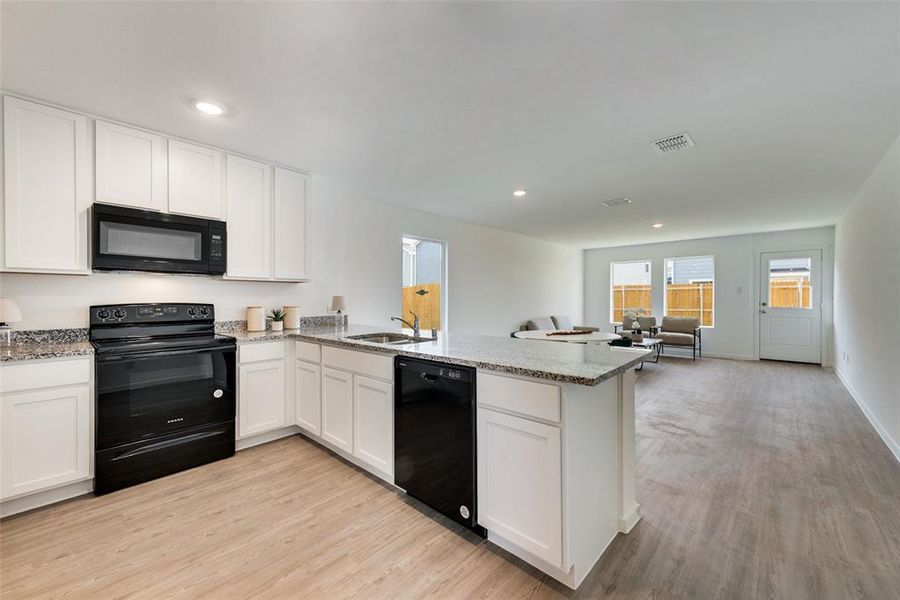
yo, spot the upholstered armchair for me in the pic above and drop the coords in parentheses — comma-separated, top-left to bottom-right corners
(657, 316, 702, 360)
(615, 315, 658, 337)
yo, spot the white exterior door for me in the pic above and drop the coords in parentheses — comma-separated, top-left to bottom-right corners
(2, 96, 91, 273)
(0, 384, 92, 499)
(759, 250, 822, 363)
(238, 360, 287, 438)
(321, 367, 353, 453)
(225, 154, 272, 279)
(294, 360, 322, 436)
(95, 120, 168, 211)
(353, 375, 393, 479)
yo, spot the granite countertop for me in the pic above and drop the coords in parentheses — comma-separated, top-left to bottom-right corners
(0, 341, 95, 363)
(231, 324, 650, 386)
(2, 323, 650, 385)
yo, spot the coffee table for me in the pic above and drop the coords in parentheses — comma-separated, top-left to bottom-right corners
(631, 337, 662, 370)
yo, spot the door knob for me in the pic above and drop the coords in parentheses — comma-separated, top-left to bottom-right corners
(760, 309, 767, 314)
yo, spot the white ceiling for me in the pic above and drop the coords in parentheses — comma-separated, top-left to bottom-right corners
(3, 2, 899, 248)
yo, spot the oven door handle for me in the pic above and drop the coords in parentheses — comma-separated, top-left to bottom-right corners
(97, 346, 235, 362)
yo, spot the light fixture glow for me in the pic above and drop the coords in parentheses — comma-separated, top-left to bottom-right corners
(652, 223, 664, 228)
(513, 190, 527, 197)
(194, 100, 225, 116)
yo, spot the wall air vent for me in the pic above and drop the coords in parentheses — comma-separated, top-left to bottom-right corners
(653, 133, 695, 153)
(600, 197, 633, 208)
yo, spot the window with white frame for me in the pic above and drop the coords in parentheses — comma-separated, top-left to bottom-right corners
(610, 260, 652, 324)
(401, 236, 446, 331)
(664, 255, 715, 327)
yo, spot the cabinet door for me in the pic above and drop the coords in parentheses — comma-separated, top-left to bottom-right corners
(353, 375, 393, 478)
(0, 384, 91, 499)
(225, 154, 272, 279)
(3, 96, 90, 273)
(238, 360, 286, 438)
(95, 120, 167, 211)
(168, 139, 224, 219)
(273, 167, 310, 280)
(321, 367, 353, 453)
(295, 360, 321, 436)
(477, 408, 563, 568)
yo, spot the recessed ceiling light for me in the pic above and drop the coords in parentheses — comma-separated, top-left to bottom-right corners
(513, 189, 527, 197)
(194, 99, 226, 116)
(652, 223, 665, 229)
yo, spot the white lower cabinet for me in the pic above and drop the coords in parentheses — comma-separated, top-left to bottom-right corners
(294, 360, 321, 436)
(0, 358, 92, 500)
(477, 406, 563, 568)
(238, 343, 289, 439)
(353, 375, 393, 478)
(321, 367, 354, 453)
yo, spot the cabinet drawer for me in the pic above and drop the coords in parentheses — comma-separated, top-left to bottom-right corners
(477, 371, 560, 423)
(295, 341, 321, 363)
(239, 341, 285, 364)
(0, 357, 91, 394)
(321, 346, 392, 381)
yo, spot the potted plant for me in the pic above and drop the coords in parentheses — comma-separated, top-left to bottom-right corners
(268, 308, 286, 332)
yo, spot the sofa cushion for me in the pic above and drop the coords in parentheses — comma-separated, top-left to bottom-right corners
(661, 316, 700, 334)
(526, 316, 556, 331)
(657, 331, 695, 346)
(551, 315, 573, 330)
(637, 316, 657, 329)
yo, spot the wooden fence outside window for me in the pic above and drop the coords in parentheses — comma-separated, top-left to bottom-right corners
(769, 277, 811, 309)
(401, 283, 442, 330)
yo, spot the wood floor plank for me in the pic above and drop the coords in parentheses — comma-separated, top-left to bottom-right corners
(2, 357, 899, 599)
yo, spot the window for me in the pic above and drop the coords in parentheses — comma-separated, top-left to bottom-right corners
(401, 236, 445, 331)
(768, 257, 812, 309)
(610, 260, 652, 323)
(664, 256, 714, 327)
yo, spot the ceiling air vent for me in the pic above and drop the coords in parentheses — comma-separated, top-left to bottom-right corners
(600, 197, 632, 208)
(653, 133, 695, 153)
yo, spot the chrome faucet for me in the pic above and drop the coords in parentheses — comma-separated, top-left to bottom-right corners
(391, 312, 420, 337)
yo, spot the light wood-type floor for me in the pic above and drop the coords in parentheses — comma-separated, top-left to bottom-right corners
(2, 358, 900, 599)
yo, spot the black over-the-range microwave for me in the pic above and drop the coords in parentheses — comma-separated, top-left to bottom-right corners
(92, 203, 226, 275)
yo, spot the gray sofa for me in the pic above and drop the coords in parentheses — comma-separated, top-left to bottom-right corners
(523, 315, 599, 332)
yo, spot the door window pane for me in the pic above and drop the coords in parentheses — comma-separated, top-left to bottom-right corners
(664, 256, 715, 327)
(401, 237, 444, 331)
(100, 222, 202, 261)
(610, 261, 652, 323)
(768, 258, 812, 308)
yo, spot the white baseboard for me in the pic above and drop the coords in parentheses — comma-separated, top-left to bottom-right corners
(236, 425, 302, 451)
(1, 479, 93, 519)
(701, 352, 757, 361)
(619, 503, 641, 533)
(835, 369, 900, 463)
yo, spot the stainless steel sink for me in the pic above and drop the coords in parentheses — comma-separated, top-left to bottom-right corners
(347, 332, 433, 345)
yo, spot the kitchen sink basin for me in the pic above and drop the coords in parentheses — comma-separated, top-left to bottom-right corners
(347, 332, 433, 345)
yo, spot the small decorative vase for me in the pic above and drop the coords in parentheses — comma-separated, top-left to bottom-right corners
(283, 306, 301, 330)
(271, 321, 284, 332)
(246, 306, 265, 332)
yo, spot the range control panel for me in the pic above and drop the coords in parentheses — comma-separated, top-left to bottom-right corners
(90, 303, 214, 325)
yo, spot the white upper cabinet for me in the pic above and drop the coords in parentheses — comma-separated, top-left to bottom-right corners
(225, 154, 272, 279)
(95, 121, 167, 211)
(167, 139, 224, 220)
(2, 96, 90, 273)
(273, 167, 310, 281)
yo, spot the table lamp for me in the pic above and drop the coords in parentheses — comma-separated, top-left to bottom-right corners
(0, 298, 23, 347)
(330, 296, 346, 328)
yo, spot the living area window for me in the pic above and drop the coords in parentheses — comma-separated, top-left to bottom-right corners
(664, 256, 715, 327)
(610, 260, 652, 324)
(401, 236, 446, 332)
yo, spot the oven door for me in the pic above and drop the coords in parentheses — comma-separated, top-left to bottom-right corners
(92, 204, 224, 274)
(96, 346, 236, 450)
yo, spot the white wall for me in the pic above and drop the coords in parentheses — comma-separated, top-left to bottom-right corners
(834, 135, 900, 461)
(0, 176, 583, 336)
(583, 227, 834, 362)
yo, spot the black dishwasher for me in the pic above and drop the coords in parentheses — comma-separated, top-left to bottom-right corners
(395, 357, 485, 536)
